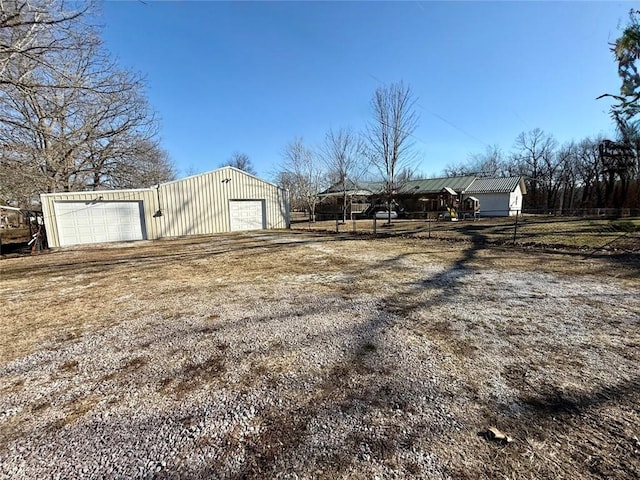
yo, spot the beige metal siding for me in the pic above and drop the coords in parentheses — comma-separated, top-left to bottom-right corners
(155, 167, 288, 237)
(40, 189, 157, 247)
(41, 167, 289, 246)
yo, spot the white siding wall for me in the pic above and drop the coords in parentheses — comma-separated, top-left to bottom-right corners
(472, 193, 511, 217)
(509, 188, 523, 215)
(471, 188, 523, 217)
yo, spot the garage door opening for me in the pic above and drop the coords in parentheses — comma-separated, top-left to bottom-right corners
(229, 200, 266, 232)
(54, 201, 146, 246)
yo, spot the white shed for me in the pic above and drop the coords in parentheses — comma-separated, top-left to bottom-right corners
(41, 167, 290, 247)
(463, 177, 527, 217)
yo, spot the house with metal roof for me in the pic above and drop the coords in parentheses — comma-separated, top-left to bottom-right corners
(394, 176, 477, 217)
(317, 175, 526, 218)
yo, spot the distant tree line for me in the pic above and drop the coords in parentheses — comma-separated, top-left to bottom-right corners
(443, 129, 639, 212)
(446, 10, 640, 213)
(0, 0, 175, 208)
(278, 11, 640, 216)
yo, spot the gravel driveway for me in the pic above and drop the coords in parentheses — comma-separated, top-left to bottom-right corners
(1, 232, 639, 479)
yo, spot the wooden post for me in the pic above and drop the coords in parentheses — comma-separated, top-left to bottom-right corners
(336, 214, 339, 233)
(373, 215, 377, 234)
(513, 211, 519, 245)
(428, 215, 431, 239)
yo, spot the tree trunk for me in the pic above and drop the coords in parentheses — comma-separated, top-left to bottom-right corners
(342, 188, 347, 224)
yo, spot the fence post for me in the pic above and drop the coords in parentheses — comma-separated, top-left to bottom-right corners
(336, 214, 339, 233)
(373, 215, 377, 234)
(513, 211, 519, 245)
(428, 216, 431, 239)
(352, 216, 356, 233)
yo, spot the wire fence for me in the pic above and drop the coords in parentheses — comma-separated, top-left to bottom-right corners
(290, 210, 640, 254)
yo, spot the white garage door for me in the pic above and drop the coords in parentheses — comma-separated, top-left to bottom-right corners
(229, 200, 265, 232)
(54, 201, 145, 246)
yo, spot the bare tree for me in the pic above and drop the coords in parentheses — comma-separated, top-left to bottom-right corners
(0, 155, 43, 206)
(574, 137, 602, 208)
(0, 0, 92, 89)
(274, 170, 304, 212)
(444, 144, 505, 177)
(279, 137, 325, 221)
(104, 138, 176, 189)
(0, 43, 160, 194)
(321, 127, 365, 222)
(512, 128, 558, 210)
(553, 142, 579, 213)
(0, 2, 168, 206)
(220, 151, 256, 175)
(366, 81, 419, 223)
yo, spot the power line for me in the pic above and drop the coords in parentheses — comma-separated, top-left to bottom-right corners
(367, 73, 490, 148)
(416, 103, 489, 148)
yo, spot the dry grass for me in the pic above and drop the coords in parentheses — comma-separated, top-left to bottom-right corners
(295, 216, 640, 251)
(1, 231, 639, 478)
(50, 395, 101, 429)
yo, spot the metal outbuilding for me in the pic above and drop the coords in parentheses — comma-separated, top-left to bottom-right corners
(41, 167, 290, 247)
(463, 176, 527, 217)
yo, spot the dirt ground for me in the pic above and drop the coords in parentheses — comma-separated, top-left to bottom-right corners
(1, 231, 639, 479)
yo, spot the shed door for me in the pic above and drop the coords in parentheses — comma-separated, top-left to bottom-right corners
(229, 200, 265, 232)
(54, 201, 145, 246)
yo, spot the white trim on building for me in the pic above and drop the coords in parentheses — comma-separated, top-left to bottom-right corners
(41, 167, 290, 247)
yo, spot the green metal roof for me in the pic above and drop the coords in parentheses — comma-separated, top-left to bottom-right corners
(397, 176, 476, 195)
(465, 176, 526, 194)
(319, 175, 526, 197)
(320, 180, 384, 195)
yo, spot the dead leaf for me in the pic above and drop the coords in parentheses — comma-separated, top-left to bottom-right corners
(482, 426, 514, 443)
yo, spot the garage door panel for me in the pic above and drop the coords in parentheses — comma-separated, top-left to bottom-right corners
(54, 201, 145, 246)
(229, 200, 265, 232)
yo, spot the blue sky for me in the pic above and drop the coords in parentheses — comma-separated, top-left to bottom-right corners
(100, 1, 633, 181)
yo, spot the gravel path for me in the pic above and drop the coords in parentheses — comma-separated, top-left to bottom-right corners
(1, 233, 639, 479)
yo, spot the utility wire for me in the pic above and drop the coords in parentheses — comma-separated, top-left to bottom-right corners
(368, 73, 490, 148)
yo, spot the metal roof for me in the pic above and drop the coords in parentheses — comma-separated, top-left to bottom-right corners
(464, 176, 525, 194)
(397, 176, 476, 195)
(319, 175, 527, 197)
(320, 180, 384, 195)
(358, 181, 385, 193)
(160, 166, 284, 190)
(319, 189, 377, 198)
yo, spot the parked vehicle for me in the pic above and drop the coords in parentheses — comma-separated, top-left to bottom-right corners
(374, 210, 398, 219)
